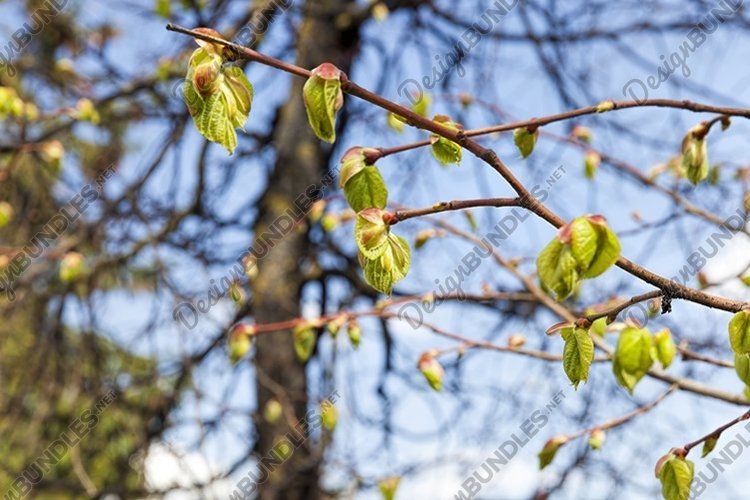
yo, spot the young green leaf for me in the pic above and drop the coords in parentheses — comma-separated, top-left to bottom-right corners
(734, 353, 750, 386)
(339, 147, 388, 212)
(302, 63, 344, 143)
(418, 352, 444, 391)
(654, 329, 677, 368)
(584, 151, 601, 179)
(513, 127, 539, 159)
(576, 215, 621, 279)
(538, 436, 568, 470)
(657, 455, 694, 500)
(183, 46, 254, 154)
(591, 317, 608, 336)
(411, 93, 431, 117)
(537, 215, 620, 300)
(613, 326, 654, 393)
(702, 435, 719, 458)
(681, 124, 709, 185)
(347, 320, 361, 349)
(228, 324, 255, 364)
(729, 310, 750, 354)
(378, 477, 401, 500)
(293, 323, 317, 362)
(354, 208, 390, 259)
(362, 233, 411, 294)
(561, 326, 594, 389)
(386, 111, 406, 132)
(430, 115, 462, 165)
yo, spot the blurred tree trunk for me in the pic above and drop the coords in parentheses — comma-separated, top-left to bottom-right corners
(251, 1, 359, 498)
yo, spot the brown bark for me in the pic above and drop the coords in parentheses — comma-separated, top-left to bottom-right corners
(251, 1, 359, 498)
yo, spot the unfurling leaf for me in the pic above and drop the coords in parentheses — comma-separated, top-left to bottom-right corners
(657, 454, 694, 500)
(569, 215, 621, 279)
(412, 93, 431, 117)
(183, 43, 254, 154)
(513, 126, 539, 159)
(653, 329, 676, 368)
(302, 63, 344, 143)
(538, 435, 568, 469)
(702, 435, 719, 458)
(612, 325, 654, 393)
(430, 115, 462, 165)
(418, 352, 444, 391)
(728, 310, 750, 354)
(536, 239, 578, 300)
(362, 233, 411, 294)
(354, 208, 390, 259)
(339, 147, 388, 212)
(584, 151, 601, 179)
(734, 353, 750, 386)
(589, 429, 606, 450)
(681, 123, 709, 185)
(293, 323, 317, 362)
(387, 111, 406, 132)
(228, 324, 255, 364)
(591, 317, 608, 336)
(536, 215, 621, 300)
(378, 476, 401, 500)
(561, 326, 594, 389)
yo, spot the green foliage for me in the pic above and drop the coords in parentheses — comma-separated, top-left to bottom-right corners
(584, 151, 601, 179)
(430, 115, 462, 165)
(561, 326, 594, 389)
(418, 352, 444, 391)
(347, 320, 361, 349)
(734, 353, 750, 385)
(653, 329, 676, 369)
(681, 124, 709, 185)
(536, 215, 621, 300)
(612, 326, 654, 393)
(339, 147, 388, 212)
(728, 310, 750, 354)
(183, 47, 254, 153)
(362, 233, 411, 295)
(657, 454, 694, 500)
(355, 208, 390, 259)
(228, 324, 255, 364)
(303, 63, 344, 143)
(538, 436, 567, 469)
(513, 126, 539, 158)
(702, 435, 719, 458)
(293, 323, 317, 362)
(378, 476, 401, 500)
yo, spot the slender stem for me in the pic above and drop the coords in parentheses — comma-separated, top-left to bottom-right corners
(584, 290, 663, 324)
(564, 385, 677, 441)
(390, 197, 519, 224)
(683, 409, 750, 455)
